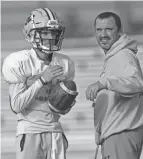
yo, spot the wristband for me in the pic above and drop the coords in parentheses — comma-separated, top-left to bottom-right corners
(39, 77, 47, 85)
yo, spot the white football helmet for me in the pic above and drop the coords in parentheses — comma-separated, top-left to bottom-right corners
(23, 8, 65, 53)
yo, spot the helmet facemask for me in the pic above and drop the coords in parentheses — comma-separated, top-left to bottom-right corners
(28, 27, 65, 53)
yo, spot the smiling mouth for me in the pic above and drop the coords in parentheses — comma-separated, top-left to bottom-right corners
(101, 40, 109, 44)
(101, 38, 109, 41)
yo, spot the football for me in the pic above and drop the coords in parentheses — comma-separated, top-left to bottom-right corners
(48, 80, 78, 114)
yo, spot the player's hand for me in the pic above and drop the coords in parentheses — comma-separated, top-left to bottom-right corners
(41, 65, 64, 83)
(85, 81, 105, 101)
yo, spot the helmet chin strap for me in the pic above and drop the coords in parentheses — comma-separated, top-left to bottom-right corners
(33, 41, 53, 54)
(41, 45, 53, 54)
(41, 49, 53, 54)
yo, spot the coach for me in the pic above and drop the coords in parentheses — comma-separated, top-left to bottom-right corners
(86, 12, 143, 159)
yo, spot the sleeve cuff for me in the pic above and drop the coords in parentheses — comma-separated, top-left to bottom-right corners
(99, 77, 107, 89)
(36, 79, 44, 88)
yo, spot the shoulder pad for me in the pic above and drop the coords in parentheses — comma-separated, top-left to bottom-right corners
(2, 52, 27, 84)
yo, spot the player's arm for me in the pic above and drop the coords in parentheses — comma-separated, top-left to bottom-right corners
(2, 58, 43, 113)
(99, 51, 143, 97)
(2, 58, 64, 113)
(8, 80, 43, 113)
(7, 65, 64, 113)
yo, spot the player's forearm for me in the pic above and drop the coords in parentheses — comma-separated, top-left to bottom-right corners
(10, 79, 43, 113)
(100, 76, 143, 96)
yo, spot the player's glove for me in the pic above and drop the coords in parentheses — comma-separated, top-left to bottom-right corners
(48, 80, 78, 115)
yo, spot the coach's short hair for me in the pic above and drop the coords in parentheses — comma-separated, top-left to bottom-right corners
(94, 12, 122, 31)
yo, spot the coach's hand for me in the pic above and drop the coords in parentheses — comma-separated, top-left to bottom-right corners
(41, 65, 64, 83)
(85, 81, 105, 101)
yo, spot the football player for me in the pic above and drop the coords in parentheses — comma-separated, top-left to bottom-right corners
(2, 8, 75, 159)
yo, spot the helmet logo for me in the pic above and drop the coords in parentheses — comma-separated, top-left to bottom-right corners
(47, 20, 58, 27)
(25, 14, 35, 25)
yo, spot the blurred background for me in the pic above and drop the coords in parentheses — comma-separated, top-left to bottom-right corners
(1, 1, 143, 159)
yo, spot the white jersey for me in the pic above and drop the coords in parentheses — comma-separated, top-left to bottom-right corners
(2, 48, 75, 136)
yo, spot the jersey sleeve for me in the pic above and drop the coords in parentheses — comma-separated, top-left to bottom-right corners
(2, 56, 26, 84)
(99, 51, 143, 97)
(2, 56, 43, 113)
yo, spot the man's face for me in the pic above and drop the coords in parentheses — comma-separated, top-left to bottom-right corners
(40, 30, 58, 47)
(95, 17, 121, 53)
